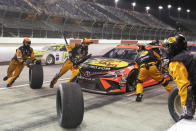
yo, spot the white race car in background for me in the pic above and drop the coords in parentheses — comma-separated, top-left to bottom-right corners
(34, 44, 67, 65)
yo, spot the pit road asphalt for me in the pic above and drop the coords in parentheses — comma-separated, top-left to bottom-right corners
(0, 64, 176, 131)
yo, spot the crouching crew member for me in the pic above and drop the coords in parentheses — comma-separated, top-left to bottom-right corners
(135, 44, 173, 102)
(165, 34, 196, 120)
(3, 38, 36, 87)
(50, 38, 93, 88)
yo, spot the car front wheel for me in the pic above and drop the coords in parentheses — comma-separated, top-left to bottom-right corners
(126, 69, 138, 92)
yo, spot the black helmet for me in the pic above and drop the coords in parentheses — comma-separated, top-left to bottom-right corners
(164, 34, 187, 58)
(138, 45, 145, 52)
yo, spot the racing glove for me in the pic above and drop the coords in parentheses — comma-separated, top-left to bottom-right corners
(74, 54, 92, 65)
(33, 59, 41, 64)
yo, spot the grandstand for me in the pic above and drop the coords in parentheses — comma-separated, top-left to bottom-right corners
(0, 0, 195, 40)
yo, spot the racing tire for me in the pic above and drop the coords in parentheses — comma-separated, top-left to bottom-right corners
(56, 82, 84, 128)
(126, 69, 138, 92)
(168, 88, 182, 122)
(29, 64, 43, 89)
(46, 55, 55, 65)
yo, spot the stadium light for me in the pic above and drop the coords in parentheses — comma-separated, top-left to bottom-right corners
(115, 0, 119, 7)
(158, 6, 163, 18)
(186, 9, 190, 13)
(145, 6, 150, 13)
(177, 7, 181, 18)
(132, 2, 136, 11)
(168, 4, 172, 16)
(186, 9, 190, 19)
(167, 5, 172, 9)
(158, 6, 163, 10)
(177, 7, 181, 11)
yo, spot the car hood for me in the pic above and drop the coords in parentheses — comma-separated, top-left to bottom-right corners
(81, 57, 134, 71)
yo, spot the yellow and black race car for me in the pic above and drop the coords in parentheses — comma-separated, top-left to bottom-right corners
(34, 44, 67, 65)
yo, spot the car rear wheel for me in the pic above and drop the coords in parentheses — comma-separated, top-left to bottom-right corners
(126, 69, 138, 92)
(46, 55, 55, 65)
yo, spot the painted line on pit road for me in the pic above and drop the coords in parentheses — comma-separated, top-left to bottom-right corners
(0, 78, 69, 90)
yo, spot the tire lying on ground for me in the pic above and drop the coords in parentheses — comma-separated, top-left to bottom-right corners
(168, 88, 182, 122)
(29, 64, 43, 89)
(56, 82, 84, 128)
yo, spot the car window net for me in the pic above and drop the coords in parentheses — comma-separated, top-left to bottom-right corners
(103, 48, 137, 60)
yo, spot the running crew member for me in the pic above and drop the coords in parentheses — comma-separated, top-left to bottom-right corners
(135, 44, 173, 102)
(165, 34, 196, 120)
(50, 38, 93, 88)
(3, 38, 37, 87)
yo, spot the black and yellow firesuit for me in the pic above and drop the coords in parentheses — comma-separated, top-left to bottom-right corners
(135, 45, 173, 102)
(3, 38, 35, 87)
(165, 34, 196, 119)
(50, 38, 92, 88)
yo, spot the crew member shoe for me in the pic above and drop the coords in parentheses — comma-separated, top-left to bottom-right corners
(136, 93, 143, 102)
(179, 114, 193, 120)
(3, 76, 8, 81)
(179, 105, 194, 120)
(50, 81, 54, 88)
(6, 84, 11, 87)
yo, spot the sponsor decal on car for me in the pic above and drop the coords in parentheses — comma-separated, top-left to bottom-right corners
(90, 59, 128, 68)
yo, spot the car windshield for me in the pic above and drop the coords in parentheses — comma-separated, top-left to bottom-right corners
(102, 48, 137, 60)
(188, 46, 196, 51)
(42, 46, 59, 51)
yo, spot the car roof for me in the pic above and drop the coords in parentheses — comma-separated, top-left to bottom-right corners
(116, 45, 138, 49)
(115, 44, 164, 50)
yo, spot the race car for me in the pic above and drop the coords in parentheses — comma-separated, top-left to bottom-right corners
(34, 44, 67, 65)
(77, 44, 169, 94)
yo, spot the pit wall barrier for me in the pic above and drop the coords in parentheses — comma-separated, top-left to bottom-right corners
(0, 37, 195, 63)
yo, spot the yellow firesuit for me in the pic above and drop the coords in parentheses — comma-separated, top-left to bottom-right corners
(168, 62, 190, 107)
(136, 50, 173, 94)
(50, 43, 89, 87)
(7, 46, 35, 85)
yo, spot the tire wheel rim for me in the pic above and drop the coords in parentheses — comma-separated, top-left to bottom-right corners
(47, 56, 53, 64)
(174, 95, 182, 116)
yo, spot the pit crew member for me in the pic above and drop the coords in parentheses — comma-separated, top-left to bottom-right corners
(135, 44, 173, 102)
(50, 38, 93, 88)
(165, 34, 196, 120)
(3, 38, 37, 87)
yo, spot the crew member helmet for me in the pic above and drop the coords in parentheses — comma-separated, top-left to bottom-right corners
(23, 37, 31, 48)
(164, 34, 187, 58)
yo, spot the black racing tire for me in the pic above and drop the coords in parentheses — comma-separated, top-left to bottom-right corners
(46, 55, 55, 65)
(56, 82, 84, 128)
(126, 69, 138, 92)
(29, 64, 43, 89)
(168, 88, 182, 122)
